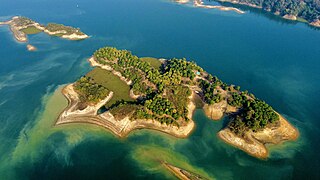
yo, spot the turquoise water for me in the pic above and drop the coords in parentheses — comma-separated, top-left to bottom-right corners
(0, 0, 319, 179)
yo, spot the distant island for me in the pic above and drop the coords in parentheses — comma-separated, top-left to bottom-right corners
(57, 47, 299, 159)
(216, 0, 320, 27)
(0, 16, 89, 51)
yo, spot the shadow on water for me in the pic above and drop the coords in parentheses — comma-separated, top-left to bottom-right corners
(221, 115, 232, 129)
(97, 106, 108, 114)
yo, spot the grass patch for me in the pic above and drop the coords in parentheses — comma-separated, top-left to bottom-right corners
(165, 85, 191, 116)
(297, 17, 308, 23)
(20, 26, 42, 34)
(140, 57, 162, 69)
(86, 67, 132, 107)
(51, 33, 64, 37)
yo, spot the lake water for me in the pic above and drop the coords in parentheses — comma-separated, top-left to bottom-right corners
(0, 0, 320, 179)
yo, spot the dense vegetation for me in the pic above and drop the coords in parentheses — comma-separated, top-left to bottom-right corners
(91, 47, 203, 125)
(74, 76, 109, 103)
(145, 96, 175, 117)
(13, 17, 36, 27)
(164, 58, 203, 81)
(78, 46, 280, 131)
(227, 92, 249, 107)
(199, 71, 279, 136)
(228, 100, 279, 135)
(110, 103, 138, 119)
(199, 79, 224, 104)
(216, 0, 320, 23)
(46, 23, 85, 35)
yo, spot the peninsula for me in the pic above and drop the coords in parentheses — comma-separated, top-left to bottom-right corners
(57, 47, 299, 159)
(0, 16, 89, 50)
(215, 0, 320, 28)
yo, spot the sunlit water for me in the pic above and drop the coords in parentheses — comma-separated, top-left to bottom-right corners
(0, 0, 319, 179)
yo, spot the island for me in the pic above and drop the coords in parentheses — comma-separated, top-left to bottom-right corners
(215, 0, 320, 27)
(57, 47, 299, 159)
(0, 16, 89, 51)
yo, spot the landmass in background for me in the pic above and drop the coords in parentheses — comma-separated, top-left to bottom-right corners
(0, 16, 89, 51)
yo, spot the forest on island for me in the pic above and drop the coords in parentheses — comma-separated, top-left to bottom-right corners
(76, 46, 280, 134)
(215, 0, 320, 23)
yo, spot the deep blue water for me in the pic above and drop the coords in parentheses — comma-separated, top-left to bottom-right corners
(0, 0, 320, 179)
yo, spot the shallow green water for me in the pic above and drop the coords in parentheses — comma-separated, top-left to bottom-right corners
(0, 0, 319, 179)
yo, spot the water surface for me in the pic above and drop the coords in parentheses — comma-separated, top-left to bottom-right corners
(0, 0, 319, 179)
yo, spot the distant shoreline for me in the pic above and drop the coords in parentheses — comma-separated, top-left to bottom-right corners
(175, 0, 245, 14)
(215, 0, 320, 28)
(193, 0, 245, 14)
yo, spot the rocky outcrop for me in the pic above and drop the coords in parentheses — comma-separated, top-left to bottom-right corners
(219, 128, 268, 158)
(283, 14, 297, 21)
(252, 114, 299, 144)
(203, 100, 237, 120)
(310, 19, 320, 27)
(218, 114, 299, 158)
(26, 44, 37, 51)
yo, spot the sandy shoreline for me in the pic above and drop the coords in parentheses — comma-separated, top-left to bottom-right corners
(162, 162, 192, 180)
(194, 0, 245, 14)
(43, 29, 89, 40)
(174, 0, 245, 14)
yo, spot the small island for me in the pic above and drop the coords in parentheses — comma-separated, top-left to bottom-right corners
(57, 47, 299, 159)
(0, 16, 89, 51)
